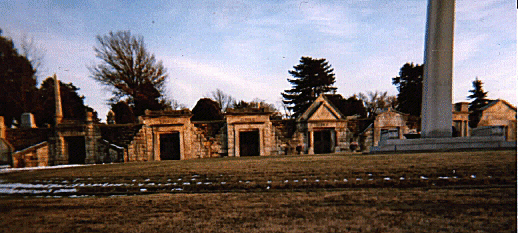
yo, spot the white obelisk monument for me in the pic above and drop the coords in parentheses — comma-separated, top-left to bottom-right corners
(421, 0, 455, 138)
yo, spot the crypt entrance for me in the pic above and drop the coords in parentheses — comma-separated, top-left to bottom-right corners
(160, 132, 181, 160)
(313, 129, 334, 154)
(239, 130, 260, 157)
(66, 136, 86, 164)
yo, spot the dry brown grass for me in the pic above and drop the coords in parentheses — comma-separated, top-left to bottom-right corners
(0, 187, 515, 232)
(0, 150, 516, 232)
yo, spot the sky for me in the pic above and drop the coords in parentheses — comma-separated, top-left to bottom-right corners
(1, 0, 516, 122)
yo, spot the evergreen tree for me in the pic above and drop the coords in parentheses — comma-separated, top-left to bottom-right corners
(0, 30, 38, 127)
(392, 63, 423, 116)
(467, 78, 489, 128)
(282, 56, 337, 118)
(110, 101, 137, 124)
(191, 98, 223, 121)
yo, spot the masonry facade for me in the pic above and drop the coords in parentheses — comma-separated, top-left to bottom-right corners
(1, 94, 516, 168)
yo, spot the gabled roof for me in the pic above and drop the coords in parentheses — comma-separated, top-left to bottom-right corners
(480, 99, 517, 111)
(296, 94, 346, 122)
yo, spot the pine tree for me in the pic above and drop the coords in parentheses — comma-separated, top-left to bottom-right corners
(281, 57, 337, 118)
(392, 63, 423, 116)
(0, 30, 38, 127)
(467, 77, 489, 128)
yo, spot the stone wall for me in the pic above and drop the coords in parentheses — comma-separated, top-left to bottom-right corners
(12, 142, 49, 168)
(5, 128, 50, 151)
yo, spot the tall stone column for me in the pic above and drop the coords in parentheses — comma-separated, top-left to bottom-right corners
(308, 130, 314, 154)
(421, 0, 455, 138)
(53, 74, 63, 125)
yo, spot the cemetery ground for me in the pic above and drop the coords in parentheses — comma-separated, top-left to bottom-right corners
(0, 150, 516, 232)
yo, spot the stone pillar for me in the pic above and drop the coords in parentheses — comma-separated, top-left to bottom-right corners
(0, 116, 5, 139)
(308, 130, 314, 154)
(84, 112, 99, 164)
(53, 74, 63, 125)
(421, 0, 455, 138)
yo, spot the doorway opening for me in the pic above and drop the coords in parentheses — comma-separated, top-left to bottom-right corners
(239, 130, 260, 157)
(314, 130, 333, 154)
(66, 136, 86, 164)
(160, 132, 181, 160)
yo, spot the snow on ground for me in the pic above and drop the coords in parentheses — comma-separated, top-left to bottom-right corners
(0, 164, 92, 174)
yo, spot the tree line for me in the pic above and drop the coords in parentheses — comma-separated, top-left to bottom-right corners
(0, 29, 490, 128)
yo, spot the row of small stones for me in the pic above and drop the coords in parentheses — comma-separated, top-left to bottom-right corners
(27, 171, 485, 183)
(0, 174, 491, 194)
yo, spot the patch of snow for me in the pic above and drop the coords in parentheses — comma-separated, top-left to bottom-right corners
(220, 182, 226, 185)
(53, 188, 77, 193)
(343, 179, 348, 182)
(203, 182, 212, 185)
(356, 178, 362, 181)
(140, 188, 147, 192)
(438, 177, 449, 179)
(420, 176, 428, 180)
(384, 177, 391, 181)
(0, 164, 92, 173)
(470, 175, 476, 179)
(144, 179, 150, 182)
(196, 182, 202, 185)
(294, 180, 299, 183)
(267, 180, 272, 184)
(315, 179, 320, 182)
(182, 182, 190, 186)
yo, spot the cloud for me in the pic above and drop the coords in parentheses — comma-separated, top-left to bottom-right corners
(298, 2, 358, 37)
(454, 34, 489, 63)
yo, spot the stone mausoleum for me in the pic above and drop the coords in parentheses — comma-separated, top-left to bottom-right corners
(0, 88, 516, 168)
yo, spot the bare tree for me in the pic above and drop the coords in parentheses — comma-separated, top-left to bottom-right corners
(207, 89, 235, 111)
(358, 91, 398, 117)
(89, 31, 170, 116)
(20, 34, 45, 79)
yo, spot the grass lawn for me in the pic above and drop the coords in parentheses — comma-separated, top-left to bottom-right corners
(0, 150, 516, 232)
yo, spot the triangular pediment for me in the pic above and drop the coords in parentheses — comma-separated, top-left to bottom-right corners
(308, 104, 340, 121)
(297, 94, 345, 122)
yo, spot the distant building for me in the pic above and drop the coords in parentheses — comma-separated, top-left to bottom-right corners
(1, 93, 515, 168)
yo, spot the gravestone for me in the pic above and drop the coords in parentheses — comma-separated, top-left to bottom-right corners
(21, 113, 37, 128)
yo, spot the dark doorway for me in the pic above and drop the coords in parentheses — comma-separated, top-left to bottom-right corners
(160, 133, 181, 160)
(239, 130, 260, 156)
(66, 136, 86, 164)
(314, 130, 332, 154)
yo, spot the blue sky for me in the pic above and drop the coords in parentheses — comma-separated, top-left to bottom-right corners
(1, 0, 516, 121)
